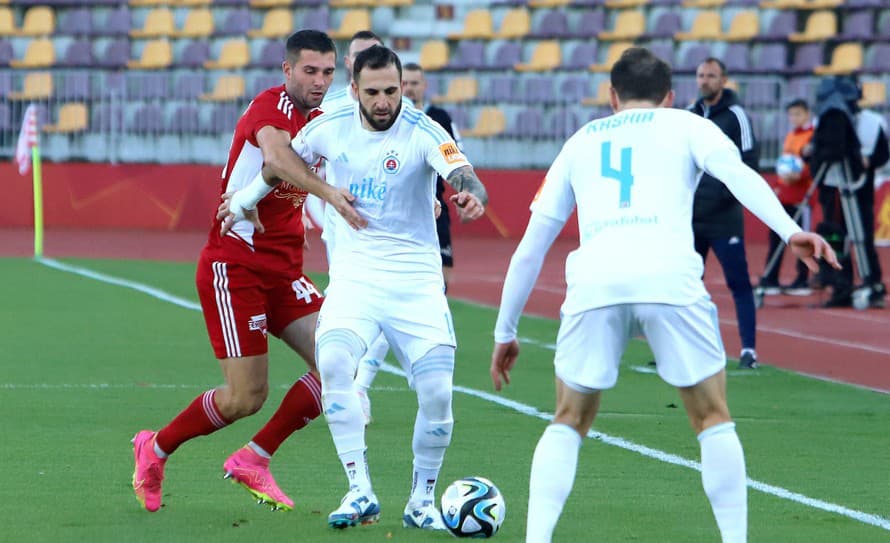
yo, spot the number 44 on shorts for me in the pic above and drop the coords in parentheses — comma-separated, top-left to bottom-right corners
(292, 277, 321, 303)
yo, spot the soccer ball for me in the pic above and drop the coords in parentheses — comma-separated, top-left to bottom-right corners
(776, 154, 804, 177)
(440, 476, 506, 538)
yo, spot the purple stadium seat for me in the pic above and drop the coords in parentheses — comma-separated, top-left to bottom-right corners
(549, 108, 581, 139)
(91, 104, 123, 132)
(787, 77, 817, 102)
(674, 79, 699, 108)
(447, 41, 486, 70)
(174, 73, 205, 100)
(447, 106, 469, 131)
(724, 43, 750, 74)
(0, 103, 10, 131)
(562, 42, 597, 70)
(845, 0, 882, 7)
(178, 41, 210, 69)
(649, 0, 681, 5)
(749, 44, 787, 74)
(879, 13, 890, 38)
(129, 73, 168, 100)
(0, 39, 12, 67)
(509, 108, 545, 138)
(251, 73, 281, 97)
(208, 103, 241, 134)
(560, 76, 589, 104)
(131, 104, 164, 134)
(645, 12, 682, 39)
(489, 42, 522, 71)
(524, 77, 556, 105)
(59, 8, 92, 35)
(167, 105, 200, 134)
(788, 44, 824, 75)
(648, 42, 674, 65)
(571, 0, 604, 6)
(93, 6, 130, 37)
(726, 0, 759, 5)
(98, 72, 126, 99)
(214, 0, 250, 5)
(837, 11, 873, 41)
(252, 40, 286, 69)
(676, 44, 713, 74)
(529, 11, 570, 39)
(301, 8, 329, 32)
(760, 11, 794, 41)
(58, 72, 90, 99)
(865, 44, 890, 74)
(59, 39, 95, 67)
(481, 76, 515, 103)
(569, 10, 605, 38)
(96, 39, 129, 69)
(743, 80, 776, 107)
(217, 8, 250, 36)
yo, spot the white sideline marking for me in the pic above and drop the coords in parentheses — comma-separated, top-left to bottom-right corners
(34, 257, 890, 532)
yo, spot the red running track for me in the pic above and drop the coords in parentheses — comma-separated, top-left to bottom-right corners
(3, 227, 888, 393)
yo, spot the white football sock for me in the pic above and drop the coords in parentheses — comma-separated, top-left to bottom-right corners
(699, 422, 747, 543)
(409, 347, 455, 505)
(527, 424, 582, 543)
(355, 333, 388, 391)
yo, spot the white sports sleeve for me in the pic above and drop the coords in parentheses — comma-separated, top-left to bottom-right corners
(703, 148, 802, 243)
(290, 126, 322, 165)
(424, 132, 470, 179)
(529, 141, 576, 221)
(494, 214, 565, 343)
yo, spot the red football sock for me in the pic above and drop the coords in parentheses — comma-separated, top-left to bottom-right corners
(251, 373, 322, 456)
(156, 389, 230, 455)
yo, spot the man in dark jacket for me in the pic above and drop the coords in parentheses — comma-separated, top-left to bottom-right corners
(402, 62, 463, 289)
(689, 58, 760, 369)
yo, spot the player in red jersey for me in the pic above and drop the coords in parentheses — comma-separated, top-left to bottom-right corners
(131, 30, 365, 514)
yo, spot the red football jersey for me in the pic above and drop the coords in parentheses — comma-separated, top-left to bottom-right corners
(203, 85, 320, 276)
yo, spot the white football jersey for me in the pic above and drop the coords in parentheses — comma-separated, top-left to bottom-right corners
(292, 102, 469, 283)
(532, 107, 741, 313)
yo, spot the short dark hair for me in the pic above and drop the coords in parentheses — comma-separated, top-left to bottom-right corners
(403, 62, 423, 73)
(285, 30, 336, 64)
(350, 30, 383, 45)
(353, 45, 402, 83)
(610, 47, 672, 104)
(786, 98, 809, 111)
(699, 57, 727, 76)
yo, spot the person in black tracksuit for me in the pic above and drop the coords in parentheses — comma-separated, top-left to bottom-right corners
(689, 58, 760, 369)
(402, 62, 463, 290)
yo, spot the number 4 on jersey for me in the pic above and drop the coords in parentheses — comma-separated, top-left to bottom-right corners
(601, 141, 634, 208)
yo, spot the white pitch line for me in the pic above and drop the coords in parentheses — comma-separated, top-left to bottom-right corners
(34, 257, 890, 532)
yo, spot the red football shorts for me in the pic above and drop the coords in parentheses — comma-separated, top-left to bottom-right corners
(196, 255, 324, 359)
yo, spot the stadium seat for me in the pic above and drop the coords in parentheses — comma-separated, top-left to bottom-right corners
(301, 7, 330, 32)
(604, 0, 650, 7)
(461, 107, 506, 138)
(419, 40, 448, 71)
(94, 6, 131, 37)
(130, 8, 175, 38)
(522, 77, 556, 105)
(759, 0, 806, 8)
(58, 39, 93, 68)
(329, 9, 371, 40)
(0, 8, 13, 37)
(724, 43, 751, 73)
(329, 0, 376, 6)
(589, 42, 633, 72)
(563, 42, 598, 70)
(508, 108, 545, 138)
(447, 41, 486, 70)
(9, 38, 54, 68)
(515, 41, 561, 72)
(251, 39, 286, 69)
(858, 81, 886, 108)
(248, 8, 293, 38)
(760, 10, 795, 40)
(431, 77, 478, 104)
(179, 0, 213, 5)
(0, 38, 11, 66)
(8, 71, 52, 100)
(722, 11, 759, 41)
(43, 103, 88, 134)
(490, 41, 522, 70)
(788, 43, 823, 74)
(217, 8, 250, 36)
(58, 8, 91, 36)
(249, 0, 293, 7)
(204, 39, 249, 69)
(529, 10, 570, 39)
(675, 11, 722, 41)
(789, 11, 836, 43)
(528, 0, 571, 6)
(749, 43, 787, 74)
(495, 8, 530, 39)
(449, 9, 494, 40)
(598, 10, 645, 41)
(378, 0, 413, 6)
(837, 10, 873, 41)
(864, 43, 890, 74)
(129, 0, 174, 6)
(801, 0, 844, 8)
(582, 81, 612, 106)
(200, 74, 246, 101)
(97, 39, 130, 69)
(813, 43, 863, 75)
(176, 8, 214, 38)
(682, 0, 725, 6)
(178, 40, 211, 68)
(127, 39, 172, 69)
(17, 6, 55, 36)
(569, 10, 605, 38)
(645, 11, 682, 39)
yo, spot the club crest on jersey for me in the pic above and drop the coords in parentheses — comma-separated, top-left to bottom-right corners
(382, 152, 401, 175)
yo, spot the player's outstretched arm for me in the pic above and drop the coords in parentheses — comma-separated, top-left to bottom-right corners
(445, 165, 488, 223)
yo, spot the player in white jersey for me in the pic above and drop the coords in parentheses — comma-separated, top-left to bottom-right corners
(490, 48, 840, 543)
(220, 45, 488, 531)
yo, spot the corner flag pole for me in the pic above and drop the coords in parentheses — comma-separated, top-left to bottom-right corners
(31, 141, 44, 257)
(16, 103, 42, 257)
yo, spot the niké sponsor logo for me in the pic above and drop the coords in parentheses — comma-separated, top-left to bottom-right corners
(349, 177, 387, 201)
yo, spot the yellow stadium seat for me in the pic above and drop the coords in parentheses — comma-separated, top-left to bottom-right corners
(431, 77, 478, 104)
(462, 107, 506, 138)
(329, 9, 372, 40)
(590, 42, 633, 72)
(249, 0, 292, 6)
(859, 81, 887, 108)
(789, 10, 836, 42)
(515, 41, 561, 72)
(682, 0, 725, 7)
(449, 9, 494, 40)
(178, 0, 212, 6)
(247, 8, 293, 39)
(722, 11, 759, 42)
(581, 81, 612, 106)
(200, 75, 246, 102)
(127, 39, 172, 69)
(130, 8, 175, 38)
(176, 8, 214, 38)
(17, 6, 54, 36)
(43, 103, 88, 134)
(528, 0, 571, 6)
(496, 8, 530, 39)
(813, 43, 863, 75)
(204, 39, 249, 70)
(599, 10, 645, 41)
(8, 72, 52, 100)
(419, 40, 448, 72)
(675, 10, 722, 41)
(9, 38, 54, 68)
(0, 8, 14, 36)
(604, 0, 650, 7)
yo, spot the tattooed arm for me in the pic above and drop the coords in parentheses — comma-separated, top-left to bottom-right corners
(445, 165, 489, 205)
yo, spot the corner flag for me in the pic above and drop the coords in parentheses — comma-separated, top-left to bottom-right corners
(15, 104, 44, 256)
